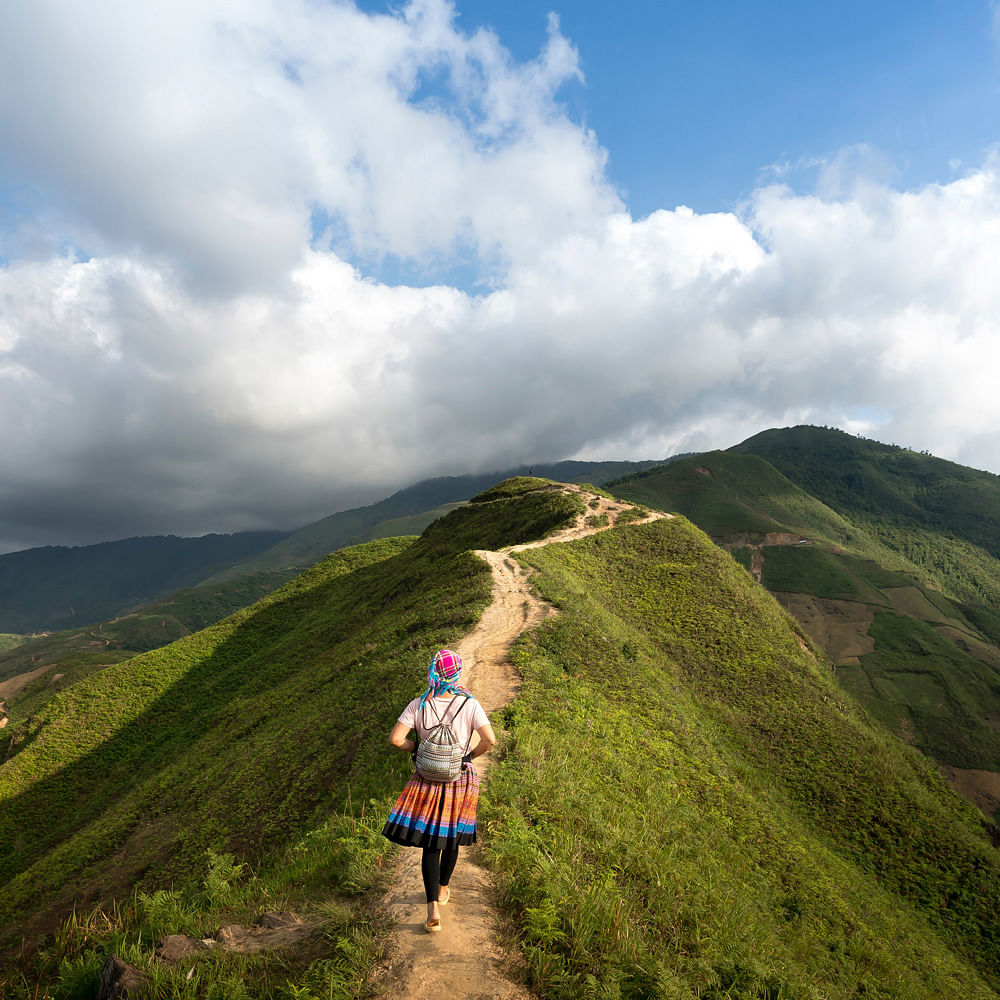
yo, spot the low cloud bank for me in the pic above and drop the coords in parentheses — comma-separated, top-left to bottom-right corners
(1, 1, 998, 551)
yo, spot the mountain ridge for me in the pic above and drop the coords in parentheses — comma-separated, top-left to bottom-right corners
(609, 428, 1000, 819)
(2, 478, 998, 997)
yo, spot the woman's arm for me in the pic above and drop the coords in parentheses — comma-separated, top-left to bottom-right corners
(389, 721, 415, 752)
(467, 722, 497, 760)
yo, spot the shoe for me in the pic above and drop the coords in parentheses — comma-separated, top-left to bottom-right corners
(424, 918, 442, 933)
(439, 887, 451, 906)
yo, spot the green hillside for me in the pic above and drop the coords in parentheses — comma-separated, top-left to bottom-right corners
(0, 532, 290, 635)
(611, 451, 919, 568)
(0, 482, 584, 993)
(733, 425, 1000, 604)
(609, 446, 1000, 784)
(2, 482, 999, 998)
(0, 567, 302, 746)
(202, 460, 660, 585)
(486, 517, 1000, 998)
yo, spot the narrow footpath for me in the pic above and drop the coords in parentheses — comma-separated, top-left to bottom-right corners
(374, 488, 667, 999)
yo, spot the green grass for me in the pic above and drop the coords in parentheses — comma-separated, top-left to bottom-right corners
(760, 546, 862, 599)
(611, 451, 925, 577)
(611, 441, 1000, 788)
(962, 603, 1000, 646)
(734, 425, 1000, 601)
(6, 485, 1000, 997)
(0, 634, 23, 655)
(729, 546, 753, 572)
(471, 477, 561, 503)
(862, 521, 1000, 605)
(481, 517, 1000, 998)
(0, 487, 583, 993)
(2, 817, 393, 1000)
(845, 612, 1000, 770)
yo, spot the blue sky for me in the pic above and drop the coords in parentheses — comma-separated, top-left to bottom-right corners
(1, 0, 1000, 551)
(437, 0, 1000, 215)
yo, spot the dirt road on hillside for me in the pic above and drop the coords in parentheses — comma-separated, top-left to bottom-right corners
(374, 489, 667, 1000)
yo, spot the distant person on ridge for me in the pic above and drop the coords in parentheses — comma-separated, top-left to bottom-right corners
(383, 648, 497, 933)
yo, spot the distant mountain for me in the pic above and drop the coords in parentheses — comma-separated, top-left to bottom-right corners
(2, 480, 998, 997)
(0, 461, 662, 637)
(0, 532, 289, 633)
(200, 460, 665, 584)
(611, 430, 1000, 817)
(732, 425, 1000, 602)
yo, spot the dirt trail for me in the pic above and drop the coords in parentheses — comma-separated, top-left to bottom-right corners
(374, 490, 667, 1000)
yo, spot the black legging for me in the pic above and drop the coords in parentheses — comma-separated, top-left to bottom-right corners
(421, 845, 460, 902)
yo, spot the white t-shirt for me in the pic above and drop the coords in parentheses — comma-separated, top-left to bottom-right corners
(398, 694, 490, 750)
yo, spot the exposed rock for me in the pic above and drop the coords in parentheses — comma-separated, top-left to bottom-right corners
(95, 955, 145, 999)
(154, 934, 213, 964)
(215, 913, 316, 953)
(216, 923, 252, 949)
(259, 911, 302, 929)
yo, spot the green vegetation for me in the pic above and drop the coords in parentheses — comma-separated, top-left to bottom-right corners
(611, 451, 918, 572)
(4, 821, 391, 1000)
(471, 476, 558, 503)
(839, 611, 1000, 770)
(484, 517, 1000, 998)
(614, 505, 648, 526)
(760, 545, 862, 599)
(734, 425, 1000, 601)
(0, 569, 302, 734)
(0, 532, 289, 634)
(962, 603, 1000, 647)
(729, 546, 753, 572)
(0, 634, 22, 654)
(863, 521, 1000, 605)
(203, 461, 658, 586)
(611, 433, 1000, 780)
(0, 488, 582, 994)
(5, 481, 1000, 998)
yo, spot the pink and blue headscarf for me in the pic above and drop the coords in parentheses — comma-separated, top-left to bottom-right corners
(419, 648, 471, 708)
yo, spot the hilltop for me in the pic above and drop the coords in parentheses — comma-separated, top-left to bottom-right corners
(610, 428, 1000, 819)
(1, 478, 998, 998)
(0, 459, 661, 639)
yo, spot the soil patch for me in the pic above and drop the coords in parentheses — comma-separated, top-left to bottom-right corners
(774, 594, 876, 664)
(940, 765, 1000, 820)
(0, 664, 54, 703)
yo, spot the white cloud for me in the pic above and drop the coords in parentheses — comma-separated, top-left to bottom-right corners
(2, 1, 1000, 551)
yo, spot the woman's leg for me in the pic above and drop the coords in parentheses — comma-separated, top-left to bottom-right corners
(421, 847, 441, 902)
(439, 845, 459, 890)
(421, 848, 443, 927)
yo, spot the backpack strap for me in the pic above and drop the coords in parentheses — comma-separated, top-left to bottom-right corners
(446, 695, 473, 756)
(422, 697, 445, 730)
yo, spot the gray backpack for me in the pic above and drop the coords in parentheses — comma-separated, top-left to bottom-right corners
(414, 695, 472, 783)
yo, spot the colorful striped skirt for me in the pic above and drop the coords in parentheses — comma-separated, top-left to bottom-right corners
(382, 764, 480, 850)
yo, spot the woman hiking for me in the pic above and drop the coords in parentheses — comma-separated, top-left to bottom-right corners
(383, 648, 497, 933)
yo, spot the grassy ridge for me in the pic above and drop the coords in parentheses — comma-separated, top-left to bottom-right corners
(610, 453, 914, 569)
(734, 426, 1000, 603)
(7, 483, 1000, 998)
(609, 443, 1000, 778)
(200, 461, 654, 586)
(483, 518, 1000, 998)
(0, 485, 583, 992)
